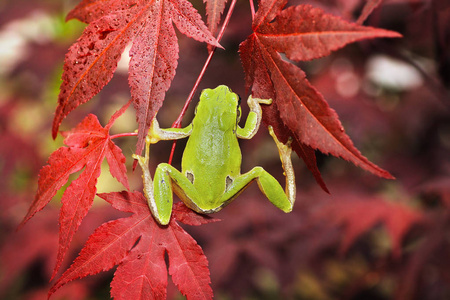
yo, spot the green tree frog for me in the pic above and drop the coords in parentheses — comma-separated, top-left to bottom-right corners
(133, 85, 296, 225)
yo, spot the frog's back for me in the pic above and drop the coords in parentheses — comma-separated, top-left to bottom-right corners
(181, 86, 242, 206)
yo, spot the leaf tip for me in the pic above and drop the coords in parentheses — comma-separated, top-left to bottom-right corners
(383, 30, 402, 39)
(216, 42, 225, 50)
(51, 127, 58, 140)
(385, 173, 396, 180)
(18, 201, 40, 230)
(16, 218, 28, 232)
(377, 168, 395, 180)
(52, 115, 62, 140)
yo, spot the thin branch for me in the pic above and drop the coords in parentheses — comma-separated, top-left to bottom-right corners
(167, 0, 238, 164)
(249, 0, 255, 19)
(110, 132, 138, 140)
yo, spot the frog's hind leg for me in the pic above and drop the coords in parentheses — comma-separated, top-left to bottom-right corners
(133, 129, 204, 225)
(152, 163, 212, 224)
(221, 167, 294, 213)
(221, 126, 296, 212)
(134, 138, 201, 225)
(135, 158, 215, 225)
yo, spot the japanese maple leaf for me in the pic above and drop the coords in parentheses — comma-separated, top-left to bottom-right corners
(203, 0, 228, 35)
(53, 0, 221, 156)
(356, 0, 383, 25)
(313, 197, 423, 257)
(49, 191, 217, 300)
(240, 1, 401, 186)
(1, 210, 59, 293)
(21, 103, 130, 278)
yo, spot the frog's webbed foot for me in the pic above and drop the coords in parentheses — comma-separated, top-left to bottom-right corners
(132, 116, 186, 207)
(268, 125, 292, 156)
(132, 135, 158, 218)
(248, 96, 272, 108)
(268, 126, 296, 206)
(147, 117, 164, 144)
(237, 96, 272, 139)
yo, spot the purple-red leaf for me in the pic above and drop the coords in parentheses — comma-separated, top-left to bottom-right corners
(240, 3, 399, 183)
(356, 0, 383, 25)
(203, 0, 228, 35)
(252, 0, 288, 32)
(313, 197, 423, 257)
(262, 46, 393, 178)
(256, 5, 400, 61)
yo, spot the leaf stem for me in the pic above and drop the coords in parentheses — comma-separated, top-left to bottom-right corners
(249, 0, 255, 19)
(110, 132, 138, 140)
(167, 0, 238, 164)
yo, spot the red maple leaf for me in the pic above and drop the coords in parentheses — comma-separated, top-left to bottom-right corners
(204, 0, 228, 35)
(49, 191, 217, 300)
(356, 0, 383, 25)
(313, 196, 423, 258)
(52, 0, 220, 156)
(27, 281, 89, 300)
(240, 1, 400, 187)
(1, 210, 59, 293)
(21, 103, 130, 278)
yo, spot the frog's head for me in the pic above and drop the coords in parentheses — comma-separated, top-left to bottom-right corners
(196, 85, 242, 130)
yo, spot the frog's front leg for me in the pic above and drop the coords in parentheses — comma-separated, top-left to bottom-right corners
(133, 117, 193, 225)
(147, 117, 192, 144)
(237, 95, 272, 139)
(223, 126, 296, 212)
